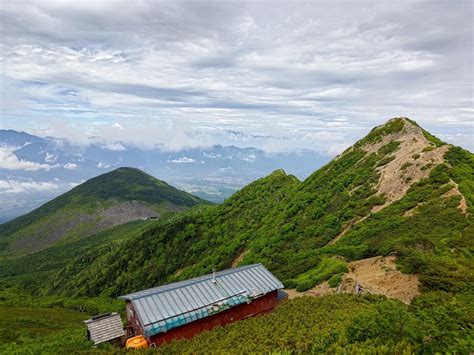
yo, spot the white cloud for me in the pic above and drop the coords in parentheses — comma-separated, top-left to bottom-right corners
(167, 157, 203, 164)
(102, 142, 127, 151)
(241, 154, 256, 163)
(63, 162, 78, 169)
(0, 179, 59, 193)
(0, 147, 52, 171)
(0, 1, 472, 153)
(203, 152, 221, 158)
(44, 152, 57, 163)
(96, 162, 110, 168)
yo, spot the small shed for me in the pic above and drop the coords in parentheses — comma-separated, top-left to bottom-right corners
(83, 312, 125, 345)
(119, 263, 284, 346)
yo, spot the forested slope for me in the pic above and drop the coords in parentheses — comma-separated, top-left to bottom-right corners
(48, 118, 473, 297)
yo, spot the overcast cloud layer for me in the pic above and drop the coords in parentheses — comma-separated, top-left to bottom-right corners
(1, 0, 473, 154)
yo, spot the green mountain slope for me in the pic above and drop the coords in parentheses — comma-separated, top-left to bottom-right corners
(47, 118, 472, 298)
(0, 167, 210, 255)
(0, 219, 163, 293)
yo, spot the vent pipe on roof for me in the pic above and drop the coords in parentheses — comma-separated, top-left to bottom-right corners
(212, 268, 216, 283)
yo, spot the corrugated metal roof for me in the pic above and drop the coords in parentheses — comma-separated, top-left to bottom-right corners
(84, 312, 125, 345)
(119, 263, 283, 337)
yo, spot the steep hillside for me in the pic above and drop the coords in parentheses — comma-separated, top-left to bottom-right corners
(51, 169, 299, 296)
(0, 167, 210, 255)
(48, 118, 473, 298)
(0, 219, 163, 293)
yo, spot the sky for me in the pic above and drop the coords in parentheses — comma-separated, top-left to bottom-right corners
(1, 0, 473, 154)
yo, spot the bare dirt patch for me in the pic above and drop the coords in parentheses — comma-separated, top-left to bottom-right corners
(344, 256, 420, 303)
(12, 213, 96, 254)
(286, 256, 420, 304)
(99, 201, 160, 228)
(173, 268, 185, 277)
(403, 204, 421, 217)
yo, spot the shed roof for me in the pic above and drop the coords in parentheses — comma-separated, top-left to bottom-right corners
(83, 312, 125, 345)
(119, 263, 283, 337)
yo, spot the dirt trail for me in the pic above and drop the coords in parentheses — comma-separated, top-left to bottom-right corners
(329, 216, 368, 245)
(231, 250, 248, 267)
(330, 119, 455, 244)
(286, 256, 420, 304)
(364, 119, 451, 213)
(443, 180, 468, 214)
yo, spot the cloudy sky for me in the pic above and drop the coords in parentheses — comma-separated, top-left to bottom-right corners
(1, 0, 472, 154)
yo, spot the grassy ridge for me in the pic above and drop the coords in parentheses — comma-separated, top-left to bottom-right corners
(48, 120, 473, 297)
(49, 170, 299, 297)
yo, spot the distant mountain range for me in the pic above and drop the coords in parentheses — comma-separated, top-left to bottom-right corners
(0, 129, 330, 222)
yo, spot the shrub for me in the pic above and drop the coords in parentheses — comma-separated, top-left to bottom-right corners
(328, 274, 343, 288)
(377, 156, 396, 167)
(347, 300, 422, 344)
(295, 257, 348, 291)
(296, 279, 314, 292)
(378, 141, 401, 156)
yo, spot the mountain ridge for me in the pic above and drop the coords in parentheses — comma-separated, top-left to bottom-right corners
(37, 117, 472, 298)
(0, 167, 210, 255)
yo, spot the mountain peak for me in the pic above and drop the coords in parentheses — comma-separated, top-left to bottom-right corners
(346, 117, 450, 211)
(352, 117, 445, 151)
(0, 167, 210, 255)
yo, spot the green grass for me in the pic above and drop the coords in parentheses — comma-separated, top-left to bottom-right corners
(0, 307, 87, 344)
(288, 257, 348, 291)
(356, 118, 405, 146)
(0, 287, 123, 354)
(0, 306, 93, 355)
(378, 141, 401, 155)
